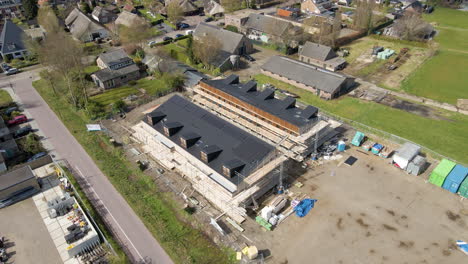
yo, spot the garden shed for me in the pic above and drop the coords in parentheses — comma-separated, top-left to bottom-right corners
(428, 159, 456, 187)
(442, 165, 468, 194)
(393, 142, 420, 169)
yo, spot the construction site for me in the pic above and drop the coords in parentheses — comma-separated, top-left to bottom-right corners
(105, 76, 468, 263)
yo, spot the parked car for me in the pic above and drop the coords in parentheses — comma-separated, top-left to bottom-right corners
(147, 40, 156, 46)
(4, 106, 18, 116)
(388, 64, 398, 71)
(5, 68, 18, 75)
(7, 114, 27, 126)
(1, 63, 10, 71)
(163, 36, 173, 42)
(185, 30, 194, 35)
(243, 54, 255, 62)
(175, 34, 184, 38)
(178, 23, 190, 29)
(204, 17, 213, 22)
(157, 168, 165, 174)
(27, 152, 47, 162)
(13, 125, 32, 138)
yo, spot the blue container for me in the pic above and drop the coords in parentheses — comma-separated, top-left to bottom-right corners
(442, 165, 468, 193)
(337, 141, 346, 152)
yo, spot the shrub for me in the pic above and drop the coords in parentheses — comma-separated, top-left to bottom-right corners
(128, 80, 137, 86)
(225, 25, 238, 33)
(10, 110, 22, 117)
(17, 134, 45, 155)
(212, 68, 221, 76)
(86, 101, 105, 119)
(135, 49, 145, 59)
(112, 99, 126, 113)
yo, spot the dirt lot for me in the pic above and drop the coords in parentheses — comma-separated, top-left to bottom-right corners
(243, 148, 468, 264)
(0, 198, 62, 264)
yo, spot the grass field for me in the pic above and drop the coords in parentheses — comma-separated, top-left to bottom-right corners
(402, 7, 468, 104)
(90, 86, 139, 106)
(254, 74, 468, 164)
(33, 79, 235, 264)
(0, 89, 13, 107)
(84, 65, 100, 75)
(401, 50, 468, 104)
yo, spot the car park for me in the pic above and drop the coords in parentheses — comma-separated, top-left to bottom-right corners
(163, 36, 173, 41)
(7, 114, 27, 126)
(14, 125, 32, 138)
(27, 152, 47, 162)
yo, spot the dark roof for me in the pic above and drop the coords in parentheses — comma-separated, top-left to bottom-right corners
(0, 20, 26, 56)
(300, 42, 337, 61)
(202, 75, 319, 129)
(261, 56, 352, 94)
(0, 166, 35, 192)
(144, 95, 275, 189)
(99, 48, 132, 66)
(244, 13, 292, 37)
(193, 23, 246, 54)
(92, 64, 139, 82)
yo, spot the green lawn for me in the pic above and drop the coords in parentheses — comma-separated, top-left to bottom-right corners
(0, 90, 13, 107)
(254, 74, 468, 165)
(33, 79, 235, 264)
(423, 7, 468, 28)
(134, 78, 173, 96)
(401, 51, 468, 104)
(90, 86, 139, 106)
(400, 7, 468, 104)
(84, 65, 100, 75)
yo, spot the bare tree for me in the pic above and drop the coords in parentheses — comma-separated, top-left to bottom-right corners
(193, 34, 222, 68)
(221, 0, 242, 12)
(393, 12, 433, 41)
(119, 19, 153, 47)
(37, 3, 61, 34)
(166, 0, 184, 24)
(353, 0, 375, 32)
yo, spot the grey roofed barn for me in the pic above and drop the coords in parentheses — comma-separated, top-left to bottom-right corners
(193, 23, 246, 54)
(98, 48, 132, 67)
(92, 64, 139, 82)
(261, 56, 353, 94)
(201, 75, 319, 129)
(144, 95, 275, 187)
(243, 13, 292, 37)
(299, 42, 338, 61)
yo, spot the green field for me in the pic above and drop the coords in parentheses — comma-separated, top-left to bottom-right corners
(254, 74, 468, 165)
(401, 51, 468, 104)
(91, 86, 139, 106)
(33, 79, 234, 264)
(0, 90, 13, 107)
(402, 7, 468, 104)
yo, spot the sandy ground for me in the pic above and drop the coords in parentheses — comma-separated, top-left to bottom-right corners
(0, 198, 62, 264)
(242, 148, 468, 264)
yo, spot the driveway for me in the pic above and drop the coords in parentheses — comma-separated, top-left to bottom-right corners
(0, 72, 173, 264)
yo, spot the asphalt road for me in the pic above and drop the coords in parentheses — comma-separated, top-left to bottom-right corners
(2, 72, 173, 264)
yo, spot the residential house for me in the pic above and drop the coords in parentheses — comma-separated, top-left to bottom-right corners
(403, 0, 423, 13)
(193, 23, 253, 71)
(224, 9, 262, 29)
(261, 56, 355, 99)
(92, 6, 117, 24)
(301, 0, 332, 14)
(0, 20, 27, 60)
(163, 0, 200, 15)
(65, 8, 110, 42)
(0, 0, 22, 20)
(242, 13, 303, 47)
(204, 0, 224, 17)
(114, 10, 146, 28)
(91, 49, 140, 89)
(338, 0, 352, 6)
(298, 42, 346, 71)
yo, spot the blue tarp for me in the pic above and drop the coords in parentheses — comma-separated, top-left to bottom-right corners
(295, 199, 318, 217)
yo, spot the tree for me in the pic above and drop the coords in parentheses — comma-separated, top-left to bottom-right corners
(37, 3, 61, 34)
(119, 20, 152, 47)
(186, 36, 195, 64)
(353, 0, 375, 33)
(221, 0, 242, 12)
(166, 0, 184, 24)
(23, 0, 38, 20)
(393, 12, 433, 41)
(193, 34, 222, 68)
(80, 2, 92, 14)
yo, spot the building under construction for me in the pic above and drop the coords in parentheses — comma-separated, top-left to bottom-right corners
(132, 95, 286, 223)
(193, 75, 340, 161)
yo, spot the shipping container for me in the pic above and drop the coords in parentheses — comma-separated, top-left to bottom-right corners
(442, 165, 468, 193)
(428, 159, 456, 187)
(459, 176, 468, 198)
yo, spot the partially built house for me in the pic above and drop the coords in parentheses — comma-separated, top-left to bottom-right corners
(132, 95, 286, 222)
(192, 75, 340, 161)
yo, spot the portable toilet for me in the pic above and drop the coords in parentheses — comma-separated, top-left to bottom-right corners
(337, 141, 346, 152)
(459, 176, 468, 198)
(351, 131, 365, 147)
(442, 165, 468, 193)
(428, 159, 456, 187)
